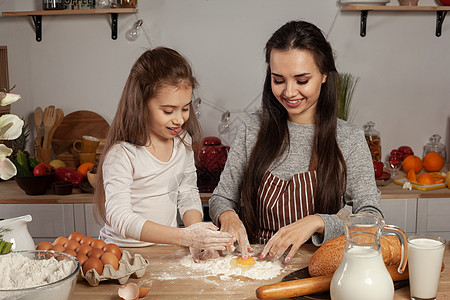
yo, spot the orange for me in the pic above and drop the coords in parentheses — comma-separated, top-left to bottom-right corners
(77, 162, 94, 178)
(406, 169, 417, 182)
(417, 173, 436, 185)
(422, 152, 444, 172)
(402, 155, 423, 174)
(430, 172, 445, 184)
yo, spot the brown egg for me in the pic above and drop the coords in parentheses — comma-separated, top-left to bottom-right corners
(91, 239, 107, 249)
(101, 252, 119, 270)
(36, 241, 53, 250)
(76, 254, 88, 266)
(103, 243, 122, 260)
(80, 236, 94, 245)
(82, 257, 103, 276)
(53, 236, 69, 246)
(64, 240, 81, 251)
(63, 249, 77, 257)
(87, 248, 104, 259)
(50, 244, 66, 252)
(68, 232, 84, 243)
(76, 244, 93, 256)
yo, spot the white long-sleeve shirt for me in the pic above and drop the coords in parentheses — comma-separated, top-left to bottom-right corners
(99, 136, 203, 247)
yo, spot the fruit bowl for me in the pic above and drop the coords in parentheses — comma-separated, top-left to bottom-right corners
(0, 250, 79, 300)
(87, 170, 98, 188)
(15, 172, 55, 195)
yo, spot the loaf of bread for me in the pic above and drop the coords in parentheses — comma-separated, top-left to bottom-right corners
(308, 235, 401, 277)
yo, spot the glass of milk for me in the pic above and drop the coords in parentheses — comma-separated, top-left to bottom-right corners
(407, 234, 446, 300)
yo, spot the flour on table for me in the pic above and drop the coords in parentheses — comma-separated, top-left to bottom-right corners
(0, 252, 74, 290)
(179, 254, 282, 280)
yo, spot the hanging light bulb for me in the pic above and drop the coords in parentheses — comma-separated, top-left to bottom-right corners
(126, 19, 143, 42)
(218, 111, 231, 134)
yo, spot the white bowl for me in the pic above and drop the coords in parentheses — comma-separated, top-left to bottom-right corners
(0, 250, 80, 300)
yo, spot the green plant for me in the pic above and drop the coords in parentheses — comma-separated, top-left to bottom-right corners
(337, 73, 359, 122)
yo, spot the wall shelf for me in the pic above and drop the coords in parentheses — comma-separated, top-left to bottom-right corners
(341, 5, 450, 37)
(1, 8, 138, 42)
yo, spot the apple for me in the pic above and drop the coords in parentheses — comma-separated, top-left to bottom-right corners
(373, 161, 384, 178)
(398, 146, 413, 154)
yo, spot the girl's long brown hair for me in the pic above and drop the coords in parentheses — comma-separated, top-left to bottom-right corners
(94, 47, 201, 225)
(241, 21, 347, 242)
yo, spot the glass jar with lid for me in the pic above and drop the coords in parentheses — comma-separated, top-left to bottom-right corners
(364, 121, 381, 161)
(117, 0, 137, 7)
(423, 134, 447, 162)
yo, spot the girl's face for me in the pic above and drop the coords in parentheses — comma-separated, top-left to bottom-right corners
(147, 84, 192, 143)
(270, 49, 327, 124)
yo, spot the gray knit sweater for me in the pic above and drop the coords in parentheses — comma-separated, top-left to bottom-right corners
(208, 112, 382, 246)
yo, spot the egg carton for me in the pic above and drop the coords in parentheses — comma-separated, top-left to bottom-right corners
(79, 250, 149, 286)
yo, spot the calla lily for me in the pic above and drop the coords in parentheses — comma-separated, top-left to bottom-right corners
(0, 114, 24, 140)
(0, 92, 21, 106)
(0, 144, 16, 180)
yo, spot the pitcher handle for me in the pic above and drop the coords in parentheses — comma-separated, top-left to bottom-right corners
(384, 225, 408, 274)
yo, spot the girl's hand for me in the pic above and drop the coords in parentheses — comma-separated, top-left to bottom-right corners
(260, 215, 324, 263)
(189, 248, 222, 262)
(181, 222, 233, 250)
(218, 210, 253, 259)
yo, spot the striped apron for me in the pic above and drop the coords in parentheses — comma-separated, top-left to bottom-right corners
(256, 156, 317, 244)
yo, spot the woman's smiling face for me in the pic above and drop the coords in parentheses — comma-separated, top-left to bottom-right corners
(270, 49, 327, 124)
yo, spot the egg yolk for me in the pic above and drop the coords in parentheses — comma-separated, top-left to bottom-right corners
(237, 256, 256, 266)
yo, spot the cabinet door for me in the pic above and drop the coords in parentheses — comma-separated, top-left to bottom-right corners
(0, 204, 75, 244)
(417, 197, 450, 240)
(84, 203, 104, 238)
(380, 198, 417, 236)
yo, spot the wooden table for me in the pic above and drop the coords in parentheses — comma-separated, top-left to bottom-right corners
(70, 243, 450, 300)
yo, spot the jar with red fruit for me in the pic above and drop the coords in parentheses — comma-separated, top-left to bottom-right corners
(195, 137, 230, 193)
(364, 121, 381, 161)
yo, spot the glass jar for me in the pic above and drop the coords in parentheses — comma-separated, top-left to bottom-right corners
(423, 134, 447, 161)
(364, 121, 381, 161)
(116, 0, 137, 7)
(43, 0, 64, 10)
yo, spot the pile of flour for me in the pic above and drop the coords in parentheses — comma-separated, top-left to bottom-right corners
(0, 253, 74, 290)
(179, 254, 283, 280)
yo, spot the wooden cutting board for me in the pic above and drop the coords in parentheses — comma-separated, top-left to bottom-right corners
(51, 110, 110, 169)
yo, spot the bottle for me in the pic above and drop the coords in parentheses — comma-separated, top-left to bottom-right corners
(364, 121, 381, 161)
(423, 134, 447, 162)
(43, 0, 64, 10)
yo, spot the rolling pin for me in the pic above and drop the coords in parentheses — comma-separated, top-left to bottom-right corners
(255, 265, 409, 299)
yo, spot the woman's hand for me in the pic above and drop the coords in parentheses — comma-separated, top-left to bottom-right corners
(260, 215, 324, 263)
(219, 210, 253, 259)
(181, 222, 233, 250)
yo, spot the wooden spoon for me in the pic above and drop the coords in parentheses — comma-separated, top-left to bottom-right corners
(42, 105, 56, 149)
(34, 107, 43, 147)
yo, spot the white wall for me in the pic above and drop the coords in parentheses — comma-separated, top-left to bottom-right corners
(1, 0, 449, 162)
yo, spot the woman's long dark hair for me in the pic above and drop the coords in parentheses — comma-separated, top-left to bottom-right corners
(241, 21, 347, 242)
(94, 47, 201, 225)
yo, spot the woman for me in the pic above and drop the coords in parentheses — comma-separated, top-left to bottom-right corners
(208, 20, 382, 263)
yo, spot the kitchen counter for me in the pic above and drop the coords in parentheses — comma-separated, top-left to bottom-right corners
(0, 179, 450, 204)
(70, 243, 450, 300)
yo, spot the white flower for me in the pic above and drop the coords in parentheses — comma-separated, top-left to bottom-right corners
(0, 92, 21, 106)
(0, 92, 23, 180)
(0, 144, 16, 180)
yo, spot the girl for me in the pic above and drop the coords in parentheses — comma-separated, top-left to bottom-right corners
(95, 47, 233, 261)
(209, 21, 382, 262)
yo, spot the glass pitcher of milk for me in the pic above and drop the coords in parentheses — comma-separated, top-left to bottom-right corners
(330, 209, 408, 300)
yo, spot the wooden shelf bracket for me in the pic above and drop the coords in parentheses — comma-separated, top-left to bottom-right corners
(436, 10, 447, 37)
(31, 15, 42, 42)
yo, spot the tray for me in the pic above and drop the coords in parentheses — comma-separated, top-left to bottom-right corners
(79, 250, 148, 286)
(394, 178, 446, 191)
